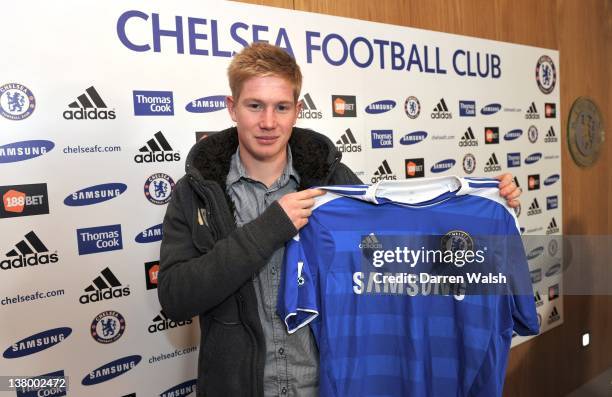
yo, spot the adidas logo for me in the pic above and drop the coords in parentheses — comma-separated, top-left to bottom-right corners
(1, 231, 58, 270)
(371, 160, 397, 183)
(548, 306, 560, 324)
(148, 310, 192, 333)
(431, 98, 452, 119)
(525, 102, 540, 119)
(63, 86, 116, 120)
(79, 267, 130, 304)
(546, 217, 560, 234)
(545, 126, 558, 143)
(298, 93, 322, 119)
(484, 153, 502, 172)
(527, 198, 542, 216)
(534, 291, 543, 307)
(335, 129, 362, 153)
(359, 233, 382, 249)
(459, 127, 478, 147)
(134, 131, 181, 163)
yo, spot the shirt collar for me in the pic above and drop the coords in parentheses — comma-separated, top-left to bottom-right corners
(227, 145, 300, 188)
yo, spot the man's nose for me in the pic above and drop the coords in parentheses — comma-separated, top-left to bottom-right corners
(259, 107, 277, 129)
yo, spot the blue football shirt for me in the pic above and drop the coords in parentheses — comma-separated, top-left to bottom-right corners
(278, 176, 539, 397)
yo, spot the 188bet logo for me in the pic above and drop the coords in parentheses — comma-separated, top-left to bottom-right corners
(0, 83, 36, 120)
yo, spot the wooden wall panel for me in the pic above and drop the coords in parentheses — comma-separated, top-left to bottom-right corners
(237, 0, 611, 394)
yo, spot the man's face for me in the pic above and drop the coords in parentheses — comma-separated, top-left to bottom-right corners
(227, 75, 301, 164)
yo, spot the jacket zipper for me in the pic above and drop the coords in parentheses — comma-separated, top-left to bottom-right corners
(237, 293, 259, 397)
(189, 175, 221, 240)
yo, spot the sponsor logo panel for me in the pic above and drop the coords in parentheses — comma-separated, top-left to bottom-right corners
(63, 86, 115, 120)
(133, 90, 174, 116)
(76, 224, 123, 255)
(0, 83, 35, 120)
(1, 184, 49, 218)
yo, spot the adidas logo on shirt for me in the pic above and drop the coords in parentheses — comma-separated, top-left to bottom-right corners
(527, 198, 542, 216)
(148, 310, 192, 333)
(371, 160, 397, 183)
(548, 306, 560, 324)
(483, 153, 502, 172)
(298, 93, 322, 119)
(525, 102, 540, 119)
(0, 231, 58, 270)
(544, 126, 558, 143)
(335, 129, 362, 153)
(459, 127, 478, 147)
(63, 86, 116, 120)
(79, 267, 130, 304)
(546, 217, 560, 235)
(134, 131, 181, 163)
(431, 98, 452, 119)
(534, 291, 543, 307)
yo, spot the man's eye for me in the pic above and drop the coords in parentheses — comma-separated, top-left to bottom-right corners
(247, 103, 263, 110)
(277, 104, 291, 112)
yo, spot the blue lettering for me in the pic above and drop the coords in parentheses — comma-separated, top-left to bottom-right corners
(350, 36, 374, 68)
(152, 13, 184, 53)
(391, 41, 405, 70)
(373, 39, 389, 69)
(435, 46, 447, 74)
(477, 52, 489, 77)
(231, 22, 250, 54)
(275, 28, 294, 57)
(187, 18, 208, 55)
(117, 10, 150, 52)
(407, 44, 423, 72)
(423, 45, 436, 73)
(322, 33, 348, 66)
(252, 24, 269, 43)
(305, 31, 321, 63)
(491, 54, 501, 78)
(453, 49, 466, 76)
(466, 50, 477, 76)
(211, 20, 231, 57)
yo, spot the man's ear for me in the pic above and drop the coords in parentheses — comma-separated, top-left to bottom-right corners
(294, 98, 303, 122)
(226, 95, 237, 122)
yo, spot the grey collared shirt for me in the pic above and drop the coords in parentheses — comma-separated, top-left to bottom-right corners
(226, 147, 318, 397)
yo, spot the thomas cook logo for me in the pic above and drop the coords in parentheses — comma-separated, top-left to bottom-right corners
(1, 231, 58, 271)
(63, 86, 116, 120)
(76, 224, 123, 255)
(90, 310, 126, 344)
(0, 83, 35, 120)
(82, 355, 141, 386)
(3, 327, 71, 358)
(133, 90, 174, 116)
(185, 95, 226, 113)
(536, 55, 556, 94)
(79, 267, 130, 304)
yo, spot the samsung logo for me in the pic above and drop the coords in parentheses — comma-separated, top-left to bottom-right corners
(185, 95, 227, 113)
(544, 174, 560, 186)
(399, 131, 427, 145)
(365, 100, 396, 114)
(82, 355, 141, 385)
(135, 224, 163, 243)
(4, 327, 71, 358)
(527, 246, 545, 260)
(64, 183, 127, 206)
(504, 129, 523, 141)
(0, 140, 54, 163)
(480, 103, 501, 115)
(430, 159, 455, 173)
(525, 153, 543, 165)
(160, 379, 197, 397)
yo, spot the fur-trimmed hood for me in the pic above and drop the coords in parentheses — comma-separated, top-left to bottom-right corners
(185, 126, 342, 192)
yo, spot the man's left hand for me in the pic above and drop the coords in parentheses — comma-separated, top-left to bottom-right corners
(496, 173, 521, 208)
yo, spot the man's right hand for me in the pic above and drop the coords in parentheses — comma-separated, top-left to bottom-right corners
(278, 189, 326, 230)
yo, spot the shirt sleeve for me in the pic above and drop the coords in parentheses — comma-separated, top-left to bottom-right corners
(277, 233, 319, 334)
(506, 215, 540, 336)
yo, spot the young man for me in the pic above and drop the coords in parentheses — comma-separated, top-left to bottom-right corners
(158, 42, 522, 397)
